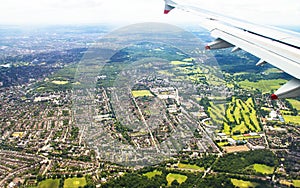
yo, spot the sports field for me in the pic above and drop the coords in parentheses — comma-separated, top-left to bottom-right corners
(166, 173, 187, 186)
(223, 145, 250, 153)
(38, 179, 59, 188)
(64, 177, 86, 188)
(131, 90, 153, 97)
(224, 97, 261, 135)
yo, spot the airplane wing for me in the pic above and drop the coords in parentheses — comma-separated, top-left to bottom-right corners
(164, 0, 300, 99)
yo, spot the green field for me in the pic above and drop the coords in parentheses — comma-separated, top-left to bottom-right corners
(170, 60, 191, 65)
(224, 97, 261, 135)
(231, 179, 258, 188)
(208, 102, 226, 126)
(178, 163, 204, 171)
(64, 178, 86, 188)
(217, 141, 229, 147)
(38, 179, 59, 188)
(143, 170, 162, 179)
(293, 180, 300, 187)
(131, 90, 153, 97)
(287, 99, 300, 111)
(239, 79, 287, 93)
(51, 80, 69, 85)
(283, 115, 300, 125)
(253, 164, 274, 174)
(166, 173, 187, 186)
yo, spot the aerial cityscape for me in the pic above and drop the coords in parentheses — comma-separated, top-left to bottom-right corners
(0, 20, 299, 188)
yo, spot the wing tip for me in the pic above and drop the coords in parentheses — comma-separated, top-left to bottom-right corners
(270, 94, 279, 100)
(164, 9, 171, 14)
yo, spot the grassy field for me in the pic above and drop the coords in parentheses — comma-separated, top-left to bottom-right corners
(143, 170, 162, 179)
(287, 99, 300, 111)
(178, 163, 204, 171)
(51, 80, 69, 85)
(223, 122, 231, 135)
(64, 178, 86, 188)
(293, 180, 300, 187)
(231, 179, 258, 188)
(38, 179, 59, 188)
(166, 173, 187, 186)
(208, 102, 226, 126)
(131, 90, 153, 97)
(283, 115, 300, 125)
(170, 61, 191, 65)
(239, 79, 287, 93)
(225, 97, 261, 135)
(217, 141, 229, 147)
(253, 164, 274, 174)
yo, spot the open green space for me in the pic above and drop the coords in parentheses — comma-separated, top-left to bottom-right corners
(64, 177, 86, 188)
(208, 102, 226, 126)
(224, 97, 261, 135)
(283, 115, 300, 125)
(239, 79, 287, 93)
(178, 163, 204, 171)
(293, 180, 300, 187)
(217, 141, 229, 147)
(166, 173, 187, 186)
(170, 60, 191, 65)
(51, 80, 69, 85)
(287, 99, 300, 111)
(143, 170, 162, 179)
(253, 164, 274, 174)
(38, 179, 59, 188)
(231, 179, 258, 188)
(213, 150, 277, 174)
(131, 90, 153, 97)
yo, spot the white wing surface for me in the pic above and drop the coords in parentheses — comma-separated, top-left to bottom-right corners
(164, 0, 300, 99)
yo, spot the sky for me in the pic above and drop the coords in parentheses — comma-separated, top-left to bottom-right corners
(0, 0, 299, 26)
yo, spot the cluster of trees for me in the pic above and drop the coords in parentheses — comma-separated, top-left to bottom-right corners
(199, 97, 211, 112)
(102, 172, 167, 188)
(213, 150, 278, 174)
(102, 167, 239, 188)
(180, 154, 217, 169)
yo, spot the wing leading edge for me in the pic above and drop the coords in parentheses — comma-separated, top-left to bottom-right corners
(164, 0, 300, 99)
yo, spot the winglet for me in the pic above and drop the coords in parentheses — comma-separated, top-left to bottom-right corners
(164, 3, 175, 14)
